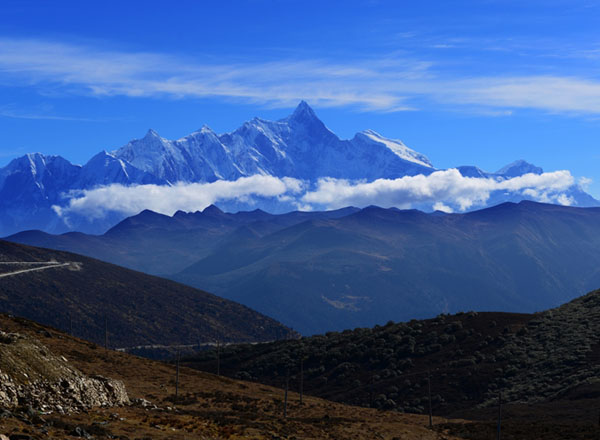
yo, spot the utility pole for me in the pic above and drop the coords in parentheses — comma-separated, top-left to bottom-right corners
(284, 368, 289, 418)
(104, 315, 108, 351)
(299, 357, 304, 405)
(216, 339, 221, 376)
(427, 370, 433, 429)
(175, 350, 181, 405)
(497, 390, 502, 440)
(369, 374, 374, 407)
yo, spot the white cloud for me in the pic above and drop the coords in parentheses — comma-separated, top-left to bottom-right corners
(556, 193, 575, 206)
(433, 202, 453, 213)
(53, 175, 304, 220)
(579, 176, 593, 190)
(53, 170, 579, 223)
(3, 38, 600, 114)
(301, 169, 575, 211)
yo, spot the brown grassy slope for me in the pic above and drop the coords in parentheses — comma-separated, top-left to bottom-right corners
(0, 239, 296, 348)
(0, 313, 463, 440)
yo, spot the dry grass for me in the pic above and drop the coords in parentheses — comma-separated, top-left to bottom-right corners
(0, 314, 464, 439)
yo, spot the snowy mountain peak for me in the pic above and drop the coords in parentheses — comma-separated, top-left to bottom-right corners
(278, 102, 340, 148)
(285, 100, 320, 124)
(183, 125, 217, 140)
(456, 165, 488, 178)
(24, 153, 45, 175)
(3, 153, 76, 179)
(293, 100, 315, 115)
(87, 150, 115, 163)
(144, 128, 162, 139)
(199, 124, 214, 133)
(22, 152, 66, 170)
(25, 152, 46, 161)
(77, 150, 164, 188)
(496, 160, 543, 177)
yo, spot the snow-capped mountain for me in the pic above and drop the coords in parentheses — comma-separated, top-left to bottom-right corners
(0, 150, 166, 235)
(0, 101, 597, 236)
(0, 154, 80, 234)
(112, 101, 434, 182)
(114, 128, 237, 183)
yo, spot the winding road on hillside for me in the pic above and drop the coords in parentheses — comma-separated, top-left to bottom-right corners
(0, 261, 80, 278)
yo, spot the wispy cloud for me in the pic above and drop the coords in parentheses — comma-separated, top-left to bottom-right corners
(54, 171, 578, 222)
(0, 105, 101, 122)
(447, 76, 600, 114)
(0, 38, 424, 111)
(2, 38, 600, 114)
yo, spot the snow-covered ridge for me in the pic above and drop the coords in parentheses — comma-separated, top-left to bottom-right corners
(358, 129, 433, 168)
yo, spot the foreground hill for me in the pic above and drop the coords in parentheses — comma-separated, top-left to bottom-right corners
(0, 240, 296, 348)
(183, 288, 600, 439)
(0, 313, 460, 440)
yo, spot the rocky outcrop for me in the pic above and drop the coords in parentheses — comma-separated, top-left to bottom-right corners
(0, 330, 129, 412)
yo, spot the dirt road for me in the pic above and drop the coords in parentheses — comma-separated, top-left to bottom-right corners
(0, 261, 77, 278)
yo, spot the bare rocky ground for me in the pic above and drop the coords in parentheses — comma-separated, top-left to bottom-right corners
(0, 330, 128, 412)
(0, 313, 464, 440)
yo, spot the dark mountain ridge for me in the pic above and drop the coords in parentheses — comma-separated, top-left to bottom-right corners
(173, 200, 600, 333)
(9, 200, 600, 335)
(6, 205, 361, 275)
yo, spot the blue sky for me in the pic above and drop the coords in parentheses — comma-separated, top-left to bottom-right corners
(1, 0, 600, 196)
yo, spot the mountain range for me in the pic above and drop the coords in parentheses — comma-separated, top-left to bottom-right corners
(7, 204, 361, 275)
(0, 101, 596, 236)
(9, 200, 600, 335)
